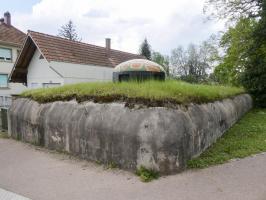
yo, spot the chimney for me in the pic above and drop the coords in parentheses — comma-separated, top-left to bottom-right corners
(105, 38, 111, 56)
(4, 11, 11, 26)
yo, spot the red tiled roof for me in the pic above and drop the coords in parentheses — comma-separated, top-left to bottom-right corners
(0, 23, 26, 46)
(28, 30, 144, 67)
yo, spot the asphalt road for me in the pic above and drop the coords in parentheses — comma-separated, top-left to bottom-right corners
(0, 138, 265, 200)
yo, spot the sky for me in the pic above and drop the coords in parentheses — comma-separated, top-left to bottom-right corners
(0, 0, 225, 55)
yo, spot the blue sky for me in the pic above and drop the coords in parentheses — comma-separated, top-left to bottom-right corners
(0, 0, 224, 55)
(0, 0, 40, 13)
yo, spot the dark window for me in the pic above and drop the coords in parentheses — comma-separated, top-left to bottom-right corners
(119, 74, 130, 82)
(42, 83, 61, 88)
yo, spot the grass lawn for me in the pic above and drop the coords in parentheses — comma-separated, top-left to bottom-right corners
(188, 109, 266, 169)
(21, 80, 244, 105)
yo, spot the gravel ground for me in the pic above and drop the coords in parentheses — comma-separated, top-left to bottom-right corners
(0, 138, 265, 200)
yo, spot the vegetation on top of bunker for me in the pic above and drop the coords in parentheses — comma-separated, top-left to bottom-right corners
(21, 80, 245, 106)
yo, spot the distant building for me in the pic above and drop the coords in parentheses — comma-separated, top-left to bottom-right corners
(0, 12, 26, 97)
(10, 31, 144, 89)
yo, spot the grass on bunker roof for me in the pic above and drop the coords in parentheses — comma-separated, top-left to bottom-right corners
(21, 80, 245, 105)
(188, 109, 266, 169)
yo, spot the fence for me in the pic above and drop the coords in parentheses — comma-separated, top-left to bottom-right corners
(0, 95, 12, 131)
(0, 95, 12, 108)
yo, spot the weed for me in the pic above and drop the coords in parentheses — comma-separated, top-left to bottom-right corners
(136, 166, 159, 182)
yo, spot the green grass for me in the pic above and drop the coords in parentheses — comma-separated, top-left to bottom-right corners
(188, 109, 266, 169)
(21, 80, 244, 105)
(0, 131, 9, 139)
(136, 166, 159, 182)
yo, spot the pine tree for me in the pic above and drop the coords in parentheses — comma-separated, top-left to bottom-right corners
(140, 38, 152, 60)
(58, 20, 81, 41)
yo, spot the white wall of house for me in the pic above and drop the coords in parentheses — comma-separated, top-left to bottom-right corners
(27, 49, 64, 89)
(0, 44, 26, 96)
(26, 49, 114, 89)
(50, 61, 113, 84)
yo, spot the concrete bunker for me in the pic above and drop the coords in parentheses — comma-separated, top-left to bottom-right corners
(113, 59, 166, 82)
(8, 94, 252, 175)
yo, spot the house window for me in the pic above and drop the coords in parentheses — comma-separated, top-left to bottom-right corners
(0, 74, 8, 88)
(31, 83, 39, 89)
(0, 48, 12, 62)
(42, 83, 61, 88)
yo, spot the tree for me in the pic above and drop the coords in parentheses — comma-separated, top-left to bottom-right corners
(214, 18, 257, 85)
(151, 51, 170, 76)
(204, 0, 262, 21)
(140, 38, 152, 60)
(58, 20, 81, 41)
(205, 0, 266, 107)
(170, 38, 219, 83)
(242, 1, 266, 107)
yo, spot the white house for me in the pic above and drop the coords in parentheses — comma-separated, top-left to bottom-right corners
(0, 12, 26, 99)
(10, 31, 144, 88)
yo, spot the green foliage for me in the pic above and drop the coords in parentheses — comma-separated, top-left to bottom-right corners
(151, 51, 170, 76)
(205, 0, 266, 107)
(214, 18, 257, 85)
(242, 2, 266, 107)
(106, 161, 118, 169)
(58, 20, 81, 41)
(188, 109, 266, 168)
(140, 38, 152, 60)
(21, 80, 244, 105)
(136, 166, 159, 182)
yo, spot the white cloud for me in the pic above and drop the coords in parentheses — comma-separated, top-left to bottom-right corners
(12, 0, 225, 55)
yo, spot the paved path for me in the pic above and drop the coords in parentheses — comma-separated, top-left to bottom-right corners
(0, 138, 266, 200)
(0, 188, 30, 200)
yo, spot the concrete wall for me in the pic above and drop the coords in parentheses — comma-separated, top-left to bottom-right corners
(8, 94, 252, 174)
(27, 49, 64, 89)
(0, 44, 26, 95)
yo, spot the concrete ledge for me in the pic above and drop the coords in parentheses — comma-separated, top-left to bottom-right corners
(8, 94, 252, 174)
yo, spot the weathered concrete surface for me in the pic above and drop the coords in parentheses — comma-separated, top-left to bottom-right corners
(8, 94, 252, 174)
(1, 138, 266, 200)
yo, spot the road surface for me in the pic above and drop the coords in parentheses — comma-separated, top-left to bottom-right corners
(0, 138, 265, 200)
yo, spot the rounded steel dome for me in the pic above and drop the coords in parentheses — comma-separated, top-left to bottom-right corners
(113, 59, 166, 82)
(114, 59, 165, 73)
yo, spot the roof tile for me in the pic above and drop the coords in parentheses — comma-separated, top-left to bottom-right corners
(0, 23, 26, 46)
(28, 30, 144, 67)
